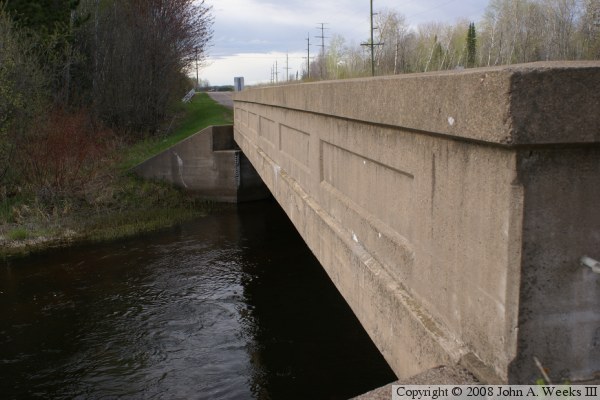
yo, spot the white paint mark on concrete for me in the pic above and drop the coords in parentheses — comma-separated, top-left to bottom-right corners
(352, 232, 359, 243)
(581, 256, 600, 274)
(173, 151, 188, 188)
(448, 116, 455, 126)
(273, 164, 281, 189)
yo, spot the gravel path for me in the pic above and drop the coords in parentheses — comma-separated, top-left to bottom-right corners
(207, 92, 233, 109)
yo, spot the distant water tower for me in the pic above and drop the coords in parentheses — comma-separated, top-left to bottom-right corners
(234, 77, 244, 92)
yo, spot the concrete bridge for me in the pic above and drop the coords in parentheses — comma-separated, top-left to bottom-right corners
(232, 62, 600, 384)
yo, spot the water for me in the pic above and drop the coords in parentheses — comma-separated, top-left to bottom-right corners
(0, 200, 396, 399)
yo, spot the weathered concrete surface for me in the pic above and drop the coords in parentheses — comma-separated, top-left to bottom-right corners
(236, 61, 600, 145)
(233, 61, 600, 384)
(132, 125, 270, 202)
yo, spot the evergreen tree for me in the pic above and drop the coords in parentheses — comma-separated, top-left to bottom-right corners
(467, 22, 477, 68)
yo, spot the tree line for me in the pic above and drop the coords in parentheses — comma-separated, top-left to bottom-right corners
(0, 0, 212, 192)
(307, 0, 600, 80)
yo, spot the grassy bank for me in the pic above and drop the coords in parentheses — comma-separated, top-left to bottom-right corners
(0, 93, 234, 257)
(121, 93, 234, 171)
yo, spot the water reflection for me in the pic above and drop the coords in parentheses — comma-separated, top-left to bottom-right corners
(0, 200, 396, 399)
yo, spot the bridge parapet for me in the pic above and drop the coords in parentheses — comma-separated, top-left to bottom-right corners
(233, 62, 600, 383)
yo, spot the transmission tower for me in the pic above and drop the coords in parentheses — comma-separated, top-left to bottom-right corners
(315, 22, 329, 78)
(285, 52, 292, 82)
(304, 33, 312, 79)
(361, 0, 383, 76)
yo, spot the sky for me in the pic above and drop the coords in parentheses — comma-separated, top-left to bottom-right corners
(200, 0, 489, 86)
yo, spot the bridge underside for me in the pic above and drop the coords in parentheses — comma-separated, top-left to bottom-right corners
(234, 62, 600, 383)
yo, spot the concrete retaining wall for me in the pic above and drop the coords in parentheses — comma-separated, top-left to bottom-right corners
(233, 61, 600, 383)
(132, 125, 270, 202)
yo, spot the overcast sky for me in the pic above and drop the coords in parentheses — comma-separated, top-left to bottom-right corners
(200, 0, 489, 86)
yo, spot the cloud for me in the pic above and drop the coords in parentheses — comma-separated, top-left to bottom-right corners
(200, 51, 306, 86)
(207, 0, 367, 55)
(200, 0, 489, 85)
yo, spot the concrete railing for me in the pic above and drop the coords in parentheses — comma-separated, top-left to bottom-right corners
(233, 61, 600, 383)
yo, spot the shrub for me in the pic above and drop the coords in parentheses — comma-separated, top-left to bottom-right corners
(12, 107, 116, 197)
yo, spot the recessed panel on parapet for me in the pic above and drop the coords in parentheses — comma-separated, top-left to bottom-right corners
(321, 140, 414, 234)
(259, 115, 277, 148)
(248, 111, 258, 136)
(280, 124, 310, 170)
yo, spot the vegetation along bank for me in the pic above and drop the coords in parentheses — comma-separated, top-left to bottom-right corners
(0, 0, 218, 257)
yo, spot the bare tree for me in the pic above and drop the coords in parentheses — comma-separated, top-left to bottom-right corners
(0, 5, 47, 183)
(580, 0, 600, 58)
(78, 0, 213, 133)
(303, 0, 599, 80)
(479, 0, 588, 65)
(372, 9, 405, 75)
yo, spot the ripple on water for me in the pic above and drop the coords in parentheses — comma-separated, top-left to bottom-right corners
(0, 203, 397, 399)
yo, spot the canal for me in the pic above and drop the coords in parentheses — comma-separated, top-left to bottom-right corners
(0, 199, 396, 399)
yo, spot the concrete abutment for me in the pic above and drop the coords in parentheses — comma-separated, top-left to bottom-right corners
(132, 125, 270, 202)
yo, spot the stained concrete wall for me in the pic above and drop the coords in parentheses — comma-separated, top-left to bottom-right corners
(132, 125, 270, 202)
(232, 61, 600, 384)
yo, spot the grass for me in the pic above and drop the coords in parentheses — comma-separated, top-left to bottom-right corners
(7, 228, 29, 241)
(119, 93, 233, 171)
(83, 206, 206, 242)
(0, 92, 232, 257)
(78, 174, 216, 242)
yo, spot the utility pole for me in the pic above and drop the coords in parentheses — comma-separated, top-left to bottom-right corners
(195, 48, 199, 89)
(285, 52, 292, 82)
(361, 0, 383, 76)
(275, 60, 279, 83)
(369, 0, 375, 77)
(315, 22, 328, 78)
(394, 37, 399, 75)
(305, 33, 311, 79)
